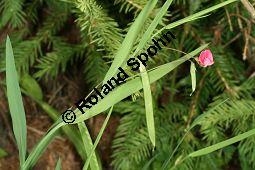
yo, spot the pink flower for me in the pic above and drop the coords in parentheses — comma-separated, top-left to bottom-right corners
(198, 50, 214, 67)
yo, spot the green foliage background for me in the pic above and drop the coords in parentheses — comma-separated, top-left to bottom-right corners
(1, 0, 255, 169)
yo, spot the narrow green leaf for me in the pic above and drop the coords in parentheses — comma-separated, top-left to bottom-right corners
(153, 0, 237, 38)
(83, 106, 113, 170)
(20, 74, 43, 100)
(139, 63, 155, 147)
(132, 0, 174, 57)
(55, 159, 61, 170)
(78, 122, 100, 170)
(189, 128, 255, 157)
(190, 61, 196, 95)
(5, 36, 27, 165)
(0, 148, 8, 157)
(73, 44, 208, 123)
(103, 0, 158, 83)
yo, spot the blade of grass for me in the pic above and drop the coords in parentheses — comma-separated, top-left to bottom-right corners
(83, 106, 113, 170)
(73, 44, 208, 123)
(189, 127, 255, 157)
(5, 36, 27, 166)
(132, 0, 174, 56)
(20, 74, 43, 101)
(103, 0, 158, 83)
(139, 63, 155, 147)
(190, 61, 196, 95)
(78, 122, 100, 170)
(55, 159, 61, 170)
(106, 0, 174, 81)
(153, 0, 237, 38)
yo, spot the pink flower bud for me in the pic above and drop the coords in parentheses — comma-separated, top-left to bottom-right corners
(198, 50, 214, 67)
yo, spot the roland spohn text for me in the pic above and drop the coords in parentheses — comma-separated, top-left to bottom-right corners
(62, 31, 176, 123)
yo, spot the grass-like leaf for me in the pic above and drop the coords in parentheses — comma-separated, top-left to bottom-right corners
(78, 122, 100, 170)
(132, 0, 174, 56)
(20, 74, 43, 100)
(5, 36, 27, 165)
(55, 159, 61, 170)
(103, 0, 158, 83)
(139, 63, 155, 147)
(83, 106, 113, 170)
(189, 127, 255, 157)
(190, 61, 196, 95)
(153, 0, 237, 38)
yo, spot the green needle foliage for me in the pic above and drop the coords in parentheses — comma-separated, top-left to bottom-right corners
(0, 0, 26, 28)
(2, 0, 255, 170)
